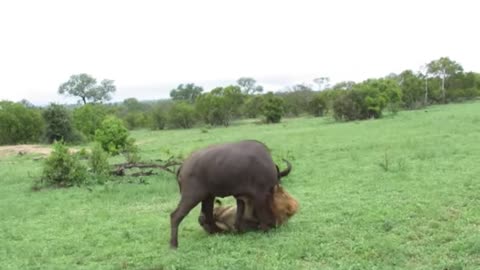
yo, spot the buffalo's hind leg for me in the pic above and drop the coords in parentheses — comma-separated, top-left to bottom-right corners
(200, 195, 222, 234)
(170, 194, 203, 249)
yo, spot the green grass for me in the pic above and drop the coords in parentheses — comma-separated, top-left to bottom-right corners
(2, 102, 480, 269)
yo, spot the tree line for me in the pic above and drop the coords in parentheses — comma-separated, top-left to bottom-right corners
(1, 56, 479, 146)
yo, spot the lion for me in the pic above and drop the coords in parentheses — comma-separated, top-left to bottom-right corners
(198, 184, 299, 233)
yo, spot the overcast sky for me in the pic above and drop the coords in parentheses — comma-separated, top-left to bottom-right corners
(0, 0, 478, 105)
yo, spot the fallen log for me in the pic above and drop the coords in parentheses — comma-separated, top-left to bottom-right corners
(111, 159, 182, 177)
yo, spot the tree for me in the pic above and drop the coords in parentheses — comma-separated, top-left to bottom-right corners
(42, 103, 76, 143)
(332, 90, 368, 121)
(398, 70, 425, 109)
(332, 81, 356, 90)
(261, 92, 284, 123)
(119, 98, 150, 129)
(278, 85, 314, 117)
(58, 74, 116, 105)
(170, 83, 203, 103)
(167, 102, 197, 129)
(308, 93, 327, 117)
(237, 77, 263, 95)
(313, 77, 330, 91)
(242, 95, 264, 118)
(195, 86, 244, 126)
(427, 57, 463, 103)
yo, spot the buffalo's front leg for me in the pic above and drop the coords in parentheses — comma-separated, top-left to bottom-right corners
(234, 198, 246, 233)
(253, 192, 276, 232)
(200, 196, 222, 234)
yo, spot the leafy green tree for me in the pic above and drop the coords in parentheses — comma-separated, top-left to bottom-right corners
(237, 77, 263, 95)
(332, 78, 401, 121)
(196, 86, 244, 126)
(58, 73, 116, 105)
(94, 116, 132, 155)
(332, 81, 356, 90)
(72, 104, 108, 139)
(242, 95, 264, 118)
(149, 105, 167, 130)
(170, 83, 203, 103)
(308, 93, 327, 117)
(0, 101, 44, 145)
(427, 57, 463, 103)
(313, 77, 330, 91)
(261, 92, 284, 123)
(332, 90, 368, 121)
(446, 72, 480, 101)
(115, 98, 151, 130)
(42, 103, 77, 143)
(355, 78, 401, 117)
(278, 85, 315, 117)
(398, 70, 424, 109)
(167, 102, 197, 129)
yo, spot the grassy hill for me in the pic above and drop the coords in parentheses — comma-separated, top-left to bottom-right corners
(1, 102, 480, 269)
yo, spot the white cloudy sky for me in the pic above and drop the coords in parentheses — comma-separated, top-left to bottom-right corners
(0, 0, 478, 105)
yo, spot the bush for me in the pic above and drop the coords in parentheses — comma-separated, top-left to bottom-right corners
(261, 93, 284, 123)
(332, 90, 368, 121)
(38, 141, 88, 188)
(94, 116, 133, 155)
(89, 143, 111, 179)
(242, 95, 264, 118)
(124, 112, 149, 130)
(0, 101, 44, 145)
(72, 104, 108, 140)
(308, 94, 327, 117)
(42, 103, 79, 143)
(149, 106, 167, 130)
(167, 102, 197, 129)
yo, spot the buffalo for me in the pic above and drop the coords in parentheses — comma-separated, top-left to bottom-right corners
(170, 140, 285, 249)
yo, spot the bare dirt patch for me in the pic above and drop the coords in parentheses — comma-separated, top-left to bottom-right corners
(0, 144, 53, 158)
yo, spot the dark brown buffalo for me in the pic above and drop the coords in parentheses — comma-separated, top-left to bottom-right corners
(170, 140, 282, 249)
(198, 160, 293, 233)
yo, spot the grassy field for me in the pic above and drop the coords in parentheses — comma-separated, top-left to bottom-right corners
(2, 102, 480, 270)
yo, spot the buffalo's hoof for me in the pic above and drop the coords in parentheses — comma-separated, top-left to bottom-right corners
(198, 215, 206, 226)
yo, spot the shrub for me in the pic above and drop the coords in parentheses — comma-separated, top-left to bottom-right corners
(261, 92, 284, 123)
(89, 143, 110, 178)
(167, 102, 197, 129)
(38, 141, 88, 188)
(0, 101, 44, 145)
(94, 116, 132, 155)
(149, 106, 167, 130)
(42, 103, 78, 143)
